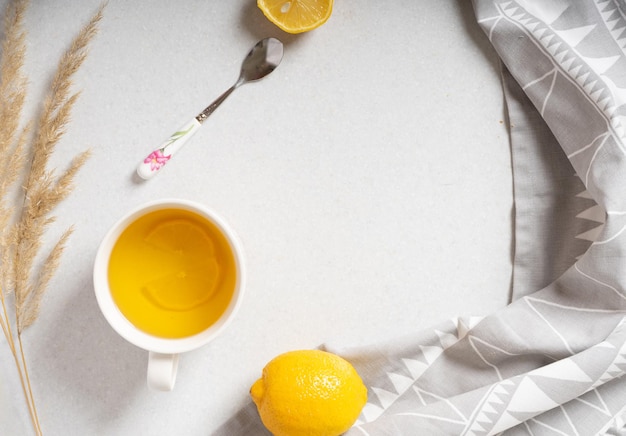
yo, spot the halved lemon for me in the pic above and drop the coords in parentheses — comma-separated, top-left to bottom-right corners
(141, 258, 219, 311)
(144, 218, 215, 258)
(142, 219, 220, 311)
(257, 0, 333, 34)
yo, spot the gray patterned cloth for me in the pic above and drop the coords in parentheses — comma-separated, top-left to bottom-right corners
(216, 1, 626, 434)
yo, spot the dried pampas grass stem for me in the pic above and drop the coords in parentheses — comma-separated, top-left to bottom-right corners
(0, 1, 105, 434)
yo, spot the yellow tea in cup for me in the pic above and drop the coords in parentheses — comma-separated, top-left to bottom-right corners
(108, 208, 236, 339)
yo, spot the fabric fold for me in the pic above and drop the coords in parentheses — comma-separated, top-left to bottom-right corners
(216, 1, 626, 434)
(342, 1, 626, 433)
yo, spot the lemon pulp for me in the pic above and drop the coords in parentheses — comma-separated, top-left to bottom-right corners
(257, 0, 333, 34)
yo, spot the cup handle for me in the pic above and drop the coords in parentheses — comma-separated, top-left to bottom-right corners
(147, 351, 180, 391)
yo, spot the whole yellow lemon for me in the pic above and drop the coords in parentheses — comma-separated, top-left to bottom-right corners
(250, 349, 368, 436)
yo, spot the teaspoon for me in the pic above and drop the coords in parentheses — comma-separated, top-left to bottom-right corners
(137, 37, 284, 180)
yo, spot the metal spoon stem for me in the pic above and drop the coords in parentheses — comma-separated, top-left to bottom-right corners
(195, 82, 240, 124)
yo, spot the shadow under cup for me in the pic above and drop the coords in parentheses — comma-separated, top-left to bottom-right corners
(93, 199, 245, 390)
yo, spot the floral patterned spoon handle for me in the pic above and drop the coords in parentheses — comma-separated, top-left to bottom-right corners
(136, 37, 284, 180)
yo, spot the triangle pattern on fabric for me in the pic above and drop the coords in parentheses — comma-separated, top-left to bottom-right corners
(490, 411, 526, 434)
(593, 211, 626, 246)
(575, 224, 605, 242)
(613, 26, 626, 44)
(574, 388, 612, 416)
(457, 316, 484, 339)
(603, 75, 626, 109)
(576, 204, 606, 223)
(547, 41, 564, 57)
(466, 406, 503, 435)
(512, 11, 527, 21)
(370, 387, 399, 410)
(406, 386, 471, 426)
(513, 0, 569, 25)
(614, 33, 626, 50)
(555, 25, 596, 47)
(598, 96, 616, 114)
(420, 345, 444, 365)
(522, 69, 556, 93)
(465, 379, 517, 435)
(568, 63, 583, 77)
(435, 329, 460, 349)
(488, 377, 560, 433)
(590, 87, 607, 103)
(502, 5, 520, 17)
(466, 421, 488, 436)
(508, 376, 560, 413)
(597, 0, 626, 48)
(526, 409, 577, 435)
(591, 331, 626, 388)
(529, 356, 593, 383)
(524, 297, 625, 354)
(541, 34, 556, 46)
(378, 356, 416, 381)
(555, 50, 573, 68)
(401, 357, 429, 380)
(575, 71, 592, 87)
(387, 372, 415, 394)
(467, 335, 516, 376)
(524, 20, 540, 32)
(606, 17, 621, 30)
(581, 55, 620, 75)
(557, 180, 602, 262)
(583, 79, 599, 94)
(370, 372, 400, 397)
(533, 26, 548, 40)
(359, 402, 385, 424)
(593, 365, 625, 389)
(560, 55, 576, 72)
(368, 332, 472, 409)
(395, 340, 446, 381)
(528, 373, 592, 407)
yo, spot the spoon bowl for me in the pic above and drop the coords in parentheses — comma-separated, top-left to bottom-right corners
(239, 38, 283, 83)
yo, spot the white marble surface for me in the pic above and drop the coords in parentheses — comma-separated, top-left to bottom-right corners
(0, 1, 513, 434)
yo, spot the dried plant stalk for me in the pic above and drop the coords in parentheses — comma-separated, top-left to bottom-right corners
(0, 0, 36, 433)
(0, 1, 105, 434)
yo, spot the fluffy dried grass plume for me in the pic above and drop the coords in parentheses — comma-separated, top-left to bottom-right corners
(0, 1, 105, 434)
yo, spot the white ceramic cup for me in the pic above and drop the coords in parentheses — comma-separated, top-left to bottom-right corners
(93, 199, 245, 391)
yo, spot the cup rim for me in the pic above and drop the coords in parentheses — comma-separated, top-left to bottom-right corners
(93, 198, 245, 355)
